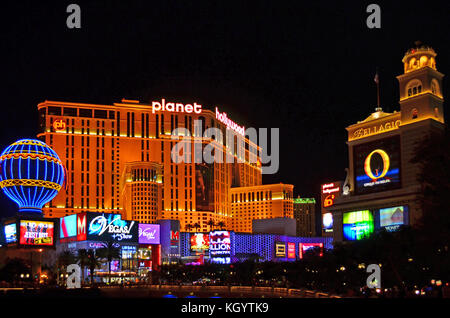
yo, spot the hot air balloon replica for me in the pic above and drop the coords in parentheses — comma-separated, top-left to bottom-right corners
(0, 139, 65, 215)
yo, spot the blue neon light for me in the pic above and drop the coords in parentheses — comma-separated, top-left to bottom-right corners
(0, 139, 65, 214)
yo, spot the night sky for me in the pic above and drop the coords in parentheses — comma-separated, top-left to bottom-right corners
(0, 1, 449, 217)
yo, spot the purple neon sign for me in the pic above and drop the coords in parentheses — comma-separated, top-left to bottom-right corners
(138, 224, 160, 244)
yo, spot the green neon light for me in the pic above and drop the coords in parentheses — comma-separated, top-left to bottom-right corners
(293, 198, 316, 204)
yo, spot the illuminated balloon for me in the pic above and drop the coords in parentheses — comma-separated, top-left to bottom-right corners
(0, 139, 65, 213)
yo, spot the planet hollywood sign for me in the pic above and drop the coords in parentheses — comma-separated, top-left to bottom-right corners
(152, 98, 280, 175)
(215, 107, 245, 136)
(151, 99, 202, 114)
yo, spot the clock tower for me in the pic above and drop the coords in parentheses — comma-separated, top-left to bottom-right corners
(397, 42, 444, 126)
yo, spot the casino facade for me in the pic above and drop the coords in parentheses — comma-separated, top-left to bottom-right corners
(36, 98, 293, 233)
(326, 44, 445, 241)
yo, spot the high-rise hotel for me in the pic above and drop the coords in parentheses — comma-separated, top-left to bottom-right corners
(37, 98, 291, 232)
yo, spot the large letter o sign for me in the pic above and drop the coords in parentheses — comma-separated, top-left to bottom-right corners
(364, 149, 390, 180)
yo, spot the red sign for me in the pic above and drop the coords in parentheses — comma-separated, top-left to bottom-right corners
(77, 213, 87, 241)
(321, 182, 341, 208)
(170, 230, 179, 241)
(19, 220, 54, 246)
(299, 243, 324, 259)
(190, 233, 210, 251)
(287, 242, 296, 259)
(139, 260, 152, 268)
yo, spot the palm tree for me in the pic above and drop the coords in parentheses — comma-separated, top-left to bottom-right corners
(97, 242, 121, 284)
(86, 249, 102, 286)
(217, 221, 226, 230)
(193, 223, 201, 233)
(76, 249, 90, 285)
(57, 250, 76, 286)
(207, 219, 215, 231)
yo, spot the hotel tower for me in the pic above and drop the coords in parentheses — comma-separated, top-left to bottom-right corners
(37, 99, 294, 232)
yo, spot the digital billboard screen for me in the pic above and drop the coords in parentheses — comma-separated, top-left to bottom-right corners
(4, 223, 17, 244)
(209, 231, 231, 264)
(195, 161, 214, 212)
(87, 213, 138, 243)
(287, 242, 296, 259)
(343, 210, 374, 241)
(138, 224, 160, 244)
(379, 206, 407, 231)
(19, 220, 54, 246)
(190, 233, 210, 251)
(299, 243, 324, 259)
(354, 136, 401, 195)
(322, 213, 333, 232)
(60, 214, 77, 242)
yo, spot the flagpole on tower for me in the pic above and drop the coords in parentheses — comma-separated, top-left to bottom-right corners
(374, 68, 382, 112)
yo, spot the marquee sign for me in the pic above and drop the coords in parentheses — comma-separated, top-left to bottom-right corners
(86, 213, 138, 243)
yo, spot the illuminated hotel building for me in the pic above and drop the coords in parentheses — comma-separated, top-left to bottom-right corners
(328, 44, 445, 241)
(37, 99, 262, 232)
(230, 183, 294, 233)
(293, 197, 317, 237)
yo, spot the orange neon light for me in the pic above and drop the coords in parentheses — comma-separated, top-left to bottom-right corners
(0, 153, 63, 165)
(52, 119, 66, 131)
(323, 194, 335, 207)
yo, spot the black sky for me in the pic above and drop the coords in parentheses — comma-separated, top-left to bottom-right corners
(0, 0, 449, 217)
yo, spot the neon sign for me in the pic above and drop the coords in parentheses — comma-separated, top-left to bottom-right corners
(322, 183, 340, 194)
(87, 213, 137, 242)
(0, 139, 65, 214)
(349, 119, 401, 141)
(215, 107, 245, 136)
(152, 99, 202, 114)
(321, 182, 341, 208)
(77, 213, 87, 241)
(52, 119, 66, 132)
(275, 242, 286, 257)
(209, 231, 231, 264)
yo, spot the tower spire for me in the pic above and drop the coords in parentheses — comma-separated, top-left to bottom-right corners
(374, 68, 382, 112)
